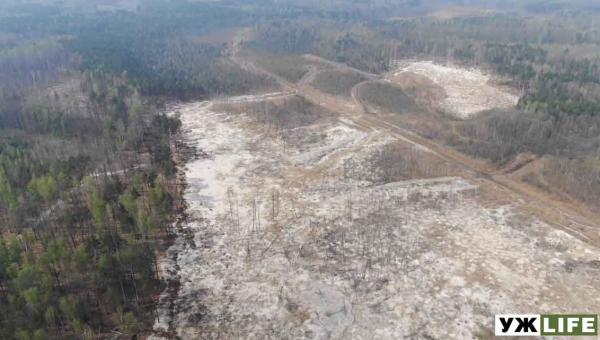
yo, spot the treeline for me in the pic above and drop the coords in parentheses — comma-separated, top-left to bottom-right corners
(380, 11, 600, 46)
(373, 12, 600, 209)
(0, 2, 290, 339)
(377, 16, 600, 117)
(444, 109, 600, 163)
(249, 14, 600, 117)
(0, 0, 280, 105)
(62, 2, 278, 99)
(530, 156, 600, 209)
(366, 143, 452, 183)
(0, 41, 80, 129)
(249, 21, 395, 73)
(311, 69, 367, 97)
(0, 69, 183, 339)
(213, 95, 330, 130)
(0, 7, 187, 335)
(439, 108, 600, 208)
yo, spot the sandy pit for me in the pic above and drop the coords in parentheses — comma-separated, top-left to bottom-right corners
(150, 95, 600, 340)
(393, 61, 519, 118)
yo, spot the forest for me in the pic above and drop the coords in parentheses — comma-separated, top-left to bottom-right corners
(1, 0, 600, 339)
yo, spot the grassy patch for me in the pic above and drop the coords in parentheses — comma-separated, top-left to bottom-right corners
(244, 49, 311, 83)
(311, 69, 366, 97)
(213, 95, 335, 130)
(360, 82, 419, 114)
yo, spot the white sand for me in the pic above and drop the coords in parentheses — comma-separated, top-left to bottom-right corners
(151, 97, 600, 340)
(394, 61, 519, 118)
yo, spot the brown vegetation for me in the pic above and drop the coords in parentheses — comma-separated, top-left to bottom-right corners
(524, 156, 600, 210)
(359, 82, 420, 114)
(367, 143, 456, 183)
(242, 50, 313, 83)
(311, 69, 366, 97)
(213, 95, 336, 130)
(387, 72, 447, 112)
(434, 108, 600, 210)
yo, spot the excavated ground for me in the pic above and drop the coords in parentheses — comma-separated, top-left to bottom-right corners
(390, 60, 519, 118)
(149, 91, 600, 340)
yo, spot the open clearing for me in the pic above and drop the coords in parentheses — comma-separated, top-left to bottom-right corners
(391, 61, 519, 118)
(150, 89, 600, 339)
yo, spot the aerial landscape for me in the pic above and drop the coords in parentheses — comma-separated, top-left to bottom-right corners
(0, 0, 600, 339)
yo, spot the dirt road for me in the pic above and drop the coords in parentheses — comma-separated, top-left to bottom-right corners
(226, 35, 600, 245)
(150, 30, 600, 340)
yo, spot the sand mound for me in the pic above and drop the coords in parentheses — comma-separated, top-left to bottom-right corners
(394, 61, 518, 118)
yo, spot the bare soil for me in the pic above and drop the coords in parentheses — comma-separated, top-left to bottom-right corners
(152, 97, 600, 340)
(149, 37, 600, 340)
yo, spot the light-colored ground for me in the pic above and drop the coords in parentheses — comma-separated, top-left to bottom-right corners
(391, 60, 519, 118)
(148, 39, 600, 339)
(151, 94, 600, 340)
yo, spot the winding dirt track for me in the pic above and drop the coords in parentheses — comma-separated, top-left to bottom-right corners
(227, 33, 600, 245)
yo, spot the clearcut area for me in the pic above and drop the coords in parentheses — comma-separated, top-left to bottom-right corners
(152, 94, 600, 340)
(392, 61, 519, 118)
